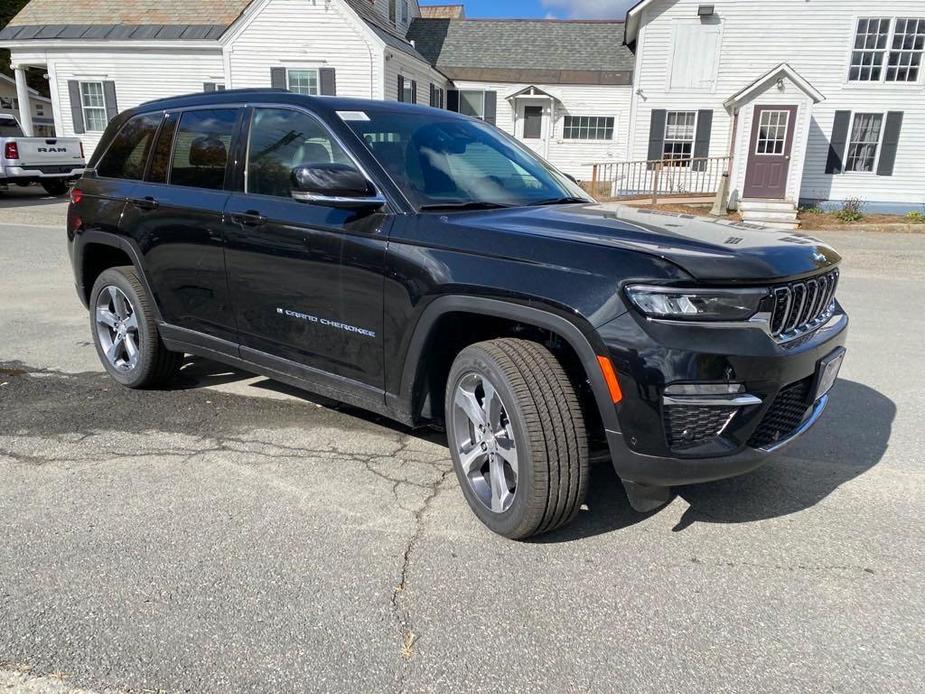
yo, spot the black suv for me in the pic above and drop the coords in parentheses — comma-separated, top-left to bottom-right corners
(67, 90, 848, 539)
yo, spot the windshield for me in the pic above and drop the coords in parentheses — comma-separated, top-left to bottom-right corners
(0, 118, 24, 138)
(344, 110, 590, 209)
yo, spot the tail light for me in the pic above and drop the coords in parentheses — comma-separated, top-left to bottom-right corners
(4, 142, 19, 160)
(70, 187, 83, 205)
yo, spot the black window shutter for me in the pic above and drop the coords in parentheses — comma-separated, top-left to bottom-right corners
(67, 80, 85, 134)
(319, 68, 336, 96)
(103, 81, 118, 121)
(447, 89, 459, 112)
(429, 83, 435, 106)
(692, 109, 713, 171)
(203, 82, 216, 92)
(270, 67, 287, 90)
(647, 110, 667, 163)
(876, 111, 903, 177)
(411, 80, 417, 104)
(826, 110, 852, 174)
(397, 75, 404, 102)
(483, 91, 497, 125)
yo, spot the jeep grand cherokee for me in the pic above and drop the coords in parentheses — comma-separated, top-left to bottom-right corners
(67, 90, 848, 539)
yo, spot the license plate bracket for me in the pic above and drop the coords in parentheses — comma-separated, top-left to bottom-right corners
(811, 347, 846, 402)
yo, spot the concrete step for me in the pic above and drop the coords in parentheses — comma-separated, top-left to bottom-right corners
(741, 209, 799, 223)
(739, 198, 796, 212)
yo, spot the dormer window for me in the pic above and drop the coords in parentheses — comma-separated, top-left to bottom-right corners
(849, 17, 924, 83)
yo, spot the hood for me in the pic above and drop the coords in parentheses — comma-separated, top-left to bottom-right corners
(453, 203, 841, 282)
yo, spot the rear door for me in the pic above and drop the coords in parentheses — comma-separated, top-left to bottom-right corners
(119, 107, 243, 344)
(222, 106, 388, 388)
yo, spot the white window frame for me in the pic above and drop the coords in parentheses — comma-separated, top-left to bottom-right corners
(286, 68, 320, 96)
(662, 110, 697, 164)
(399, 77, 415, 103)
(79, 81, 108, 133)
(753, 109, 791, 157)
(843, 111, 886, 175)
(458, 90, 486, 119)
(561, 114, 616, 142)
(846, 16, 925, 85)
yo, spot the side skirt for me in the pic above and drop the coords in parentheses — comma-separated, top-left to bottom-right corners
(159, 324, 414, 426)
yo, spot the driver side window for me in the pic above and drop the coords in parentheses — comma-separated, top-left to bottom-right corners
(247, 108, 352, 198)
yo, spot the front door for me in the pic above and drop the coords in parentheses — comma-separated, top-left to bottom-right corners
(520, 104, 545, 156)
(222, 106, 388, 389)
(743, 105, 797, 199)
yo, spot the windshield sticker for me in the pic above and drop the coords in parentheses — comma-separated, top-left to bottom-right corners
(277, 308, 376, 339)
(337, 111, 371, 122)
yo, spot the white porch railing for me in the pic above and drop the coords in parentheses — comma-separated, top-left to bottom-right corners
(589, 157, 730, 203)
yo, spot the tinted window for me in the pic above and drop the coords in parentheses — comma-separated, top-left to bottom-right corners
(247, 108, 352, 199)
(0, 117, 24, 137)
(169, 109, 239, 190)
(148, 113, 178, 184)
(96, 113, 162, 180)
(346, 110, 586, 208)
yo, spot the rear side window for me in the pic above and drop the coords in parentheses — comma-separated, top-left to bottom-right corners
(246, 107, 353, 198)
(147, 113, 178, 184)
(169, 109, 239, 190)
(96, 113, 162, 180)
(0, 117, 24, 137)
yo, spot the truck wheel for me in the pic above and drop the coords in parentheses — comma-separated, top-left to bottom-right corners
(90, 266, 182, 389)
(445, 339, 589, 539)
(41, 180, 69, 196)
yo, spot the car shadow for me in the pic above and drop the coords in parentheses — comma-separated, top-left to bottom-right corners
(0, 184, 70, 206)
(534, 379, 894, 543)
(168, 361, 894, 541)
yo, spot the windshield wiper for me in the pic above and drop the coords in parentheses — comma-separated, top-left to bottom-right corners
(419, 201, 513, 211)
(531, 196, 590, 206)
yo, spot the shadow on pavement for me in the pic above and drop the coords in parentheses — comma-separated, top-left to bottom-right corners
(535, 379, 894, 542)
(0, 184, 68, 208)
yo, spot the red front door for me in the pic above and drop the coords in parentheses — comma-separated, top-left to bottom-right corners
(743, 105, 797, 199)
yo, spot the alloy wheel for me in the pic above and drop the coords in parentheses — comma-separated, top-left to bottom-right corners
(451, 372, 519, 513)
(95, 285, 141, 372)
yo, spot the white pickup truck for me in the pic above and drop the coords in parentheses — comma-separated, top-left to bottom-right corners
(0, 113, 85, 196)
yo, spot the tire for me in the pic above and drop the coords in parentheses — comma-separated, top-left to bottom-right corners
(41, 179, 69, 196)
(89, 266, 182, 388)
(445, 338, 589, 539)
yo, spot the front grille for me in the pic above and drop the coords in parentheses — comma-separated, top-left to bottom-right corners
(747, 377, 813, 448)
(665, 405, 737, 450)
(769, 269, 839, 339)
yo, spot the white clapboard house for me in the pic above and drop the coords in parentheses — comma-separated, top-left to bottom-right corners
(1, 0, 923, 219)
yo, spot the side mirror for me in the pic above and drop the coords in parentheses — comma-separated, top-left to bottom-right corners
(290, 163, 385, 209)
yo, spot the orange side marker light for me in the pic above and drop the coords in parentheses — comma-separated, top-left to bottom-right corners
(596, 355, 623, 404)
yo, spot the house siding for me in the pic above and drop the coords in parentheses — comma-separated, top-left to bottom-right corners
(384, 50, 447, 103)
(631, 0, 925, 208)
(451, 80, 633, 180)
(227, 0, 385, 100)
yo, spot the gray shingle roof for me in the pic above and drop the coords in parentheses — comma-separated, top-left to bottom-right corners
(407, 18, 635, 83)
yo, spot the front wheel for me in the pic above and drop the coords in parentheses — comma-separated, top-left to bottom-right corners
(41, 179, 69, 196)
(90, 266, 182, 388)
(445, 339, 589, 539)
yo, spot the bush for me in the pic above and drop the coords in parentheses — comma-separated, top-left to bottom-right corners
(835, 197, 865, 223)
(800, 206, 825, 215)
(906, 211, 925, 224)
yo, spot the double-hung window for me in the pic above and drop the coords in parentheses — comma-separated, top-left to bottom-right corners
(844, 113, 884, 172)
(849, 17, 925, 83)
(663, 111, 696, 163)
(287, 69, 319, 96)
(458, 91, 485, 119)
(80, 82, 108, 132)
(563, 116, 614, 141)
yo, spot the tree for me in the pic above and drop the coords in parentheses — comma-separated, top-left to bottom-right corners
(1, 0, 49, 96)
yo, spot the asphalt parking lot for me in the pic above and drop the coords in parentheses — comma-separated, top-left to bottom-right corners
(1, 185, 923, 693)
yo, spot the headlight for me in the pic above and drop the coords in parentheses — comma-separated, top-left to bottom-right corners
(625, 285, 768, 321)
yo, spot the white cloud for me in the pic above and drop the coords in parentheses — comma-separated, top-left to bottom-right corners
(540, 0, 636, 19)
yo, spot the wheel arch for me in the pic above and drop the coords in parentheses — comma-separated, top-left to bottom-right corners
(74, 231, 162, 322)
(391, 296, 621, 435)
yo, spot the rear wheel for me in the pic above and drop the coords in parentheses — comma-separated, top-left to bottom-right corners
(445, 339, 589, 539)
(90, 266, 182, 388)
(41, 179, 69, 196)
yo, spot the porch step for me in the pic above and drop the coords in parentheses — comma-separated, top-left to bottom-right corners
(742, 210, 799, 223)
(739, 199, 797, 213)
(746, 220, 801, 230)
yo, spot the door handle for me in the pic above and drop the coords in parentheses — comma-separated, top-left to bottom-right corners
(130, 196, 159, 211)
(230, 211, 267, 227)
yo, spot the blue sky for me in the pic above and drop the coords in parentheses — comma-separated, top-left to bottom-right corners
(441, 0, 635, 19)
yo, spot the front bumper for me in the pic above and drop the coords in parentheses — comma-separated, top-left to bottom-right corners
(598, 304, 848, 487)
